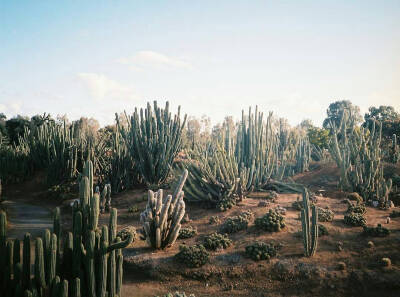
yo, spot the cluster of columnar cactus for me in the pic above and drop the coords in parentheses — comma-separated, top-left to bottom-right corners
(140, 170, 188, 249)
(294, 138, 311, 173)
(117, 101, 187, 188)
(0, 160, 133, 297)
(300, 188, 318, 257)
(182, 106, 316, 210)
(1, 119, 109, 186)
(392, 134, 400, 164)
(329, 112, 393, 205)
(97, 183, 112, 213)
(182, 145, 253, 210)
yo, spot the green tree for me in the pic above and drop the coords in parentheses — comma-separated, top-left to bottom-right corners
(323, 100, 362, 130)
(5, 115, 31, 145)
(307, 127, 330, 149)
(363, 105, 400, 138)
(0, 113, 6, 136)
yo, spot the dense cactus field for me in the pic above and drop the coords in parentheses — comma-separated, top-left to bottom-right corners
(1, 100, 400, 297)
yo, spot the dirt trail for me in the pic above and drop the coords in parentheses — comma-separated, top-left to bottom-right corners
(2, 200, 53, 239)
(1, 173, 56, 239)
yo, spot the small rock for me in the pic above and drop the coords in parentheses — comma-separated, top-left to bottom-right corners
(258, 201, 270, 207)
(381, 257, 391, 267)
(367, 241, 374, 248)
(275, 205, 287, 215)
(386, 217, 391, 224)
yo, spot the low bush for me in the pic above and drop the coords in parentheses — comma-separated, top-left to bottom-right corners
(175, 244, 209, 268)
(292, 196, 314, 211)
(128, 205, 139, 213)
(255, 209, 285, 232)
(318, 224, 329, 236)
(203, 232, 232, 250)
(117, 226, 137, 243)
(245, 241, 281, 261)
(155, 292, 195, 297)
(389, 210, 400, 218)
(344, 212, 366, 226)
(346, 203, 366, 215)
(317, 207, 334, 222)
(264, 190, 278, 202)
(347, 192, 363, 203)
(362, 224, 390, 237)
(178, 226, 197, 239)
(219, 211, 253, 234)
(209, 215, 221, 224)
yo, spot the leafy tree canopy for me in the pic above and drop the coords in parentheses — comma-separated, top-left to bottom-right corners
(307, 127, 330, 149)
(323, 100, 362, 130)
(363, 105, 400, 138)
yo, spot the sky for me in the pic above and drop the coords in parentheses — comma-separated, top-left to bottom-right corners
(0, 0, 399, 127)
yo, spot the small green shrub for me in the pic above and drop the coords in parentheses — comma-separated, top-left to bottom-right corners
(318, 224, 329, 236)
(175, 244, 209, 268)
(219, 211, 252, 234)
(255, 209, 285, 232)
(317, 207, 334, 222)
(178, 226, 197, 239)
(128, 205, 139, 213)
(117, 226, 137, 243)
(292, 196, 314, 210)
(155, 292, 195, 297)
(265, 190, 278, 202)
(362, 224, 390, 237)
(209, 215, 221, 224)
(239, 209, 254, 220)
(203, 232, 232, 251)
(347, 203, 366, 215)
(245, 241, 281, 261)
(217, 196, 236, 211)
(389, 210, 400, 218)
(347, 192, 363, 203)
(344, 213, 366, 226)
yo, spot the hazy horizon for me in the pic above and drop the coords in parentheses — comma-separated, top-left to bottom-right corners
(1, 1, 399, 127)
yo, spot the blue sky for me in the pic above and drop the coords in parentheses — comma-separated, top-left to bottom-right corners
(0, 1, 399, 127)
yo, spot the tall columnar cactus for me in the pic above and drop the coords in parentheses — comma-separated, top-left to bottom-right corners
(0, 210, 6, 285)
(34, 238, 46, 292)
(99, 183, 112, 213)
(22, 233, 32, 288)
(0, 160, 134, 297)
(294, 137, 311, 173)
(235, 107, 284, 187)
(392, 134, 399, 164)
(117, 101, 187, 187)
(140, 169, 188, 249)
(300, 188, 318, 257)
(329, 112, 393, 204)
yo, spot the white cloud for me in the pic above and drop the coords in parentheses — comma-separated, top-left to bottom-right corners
(77, 73, 136, 101)
(117, 50, 191, 70)
(0, 101, 22, 116)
